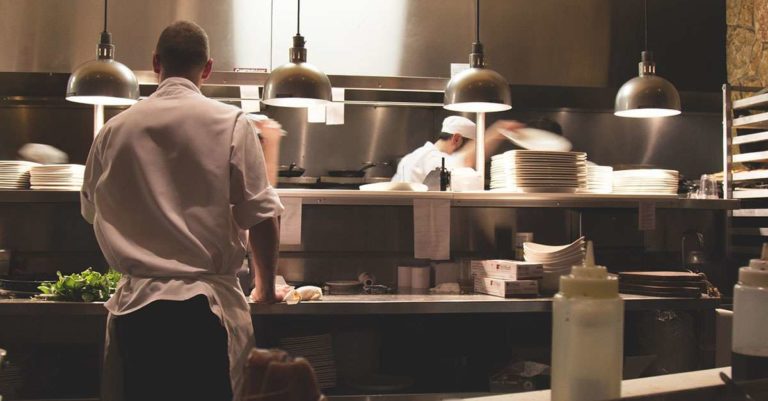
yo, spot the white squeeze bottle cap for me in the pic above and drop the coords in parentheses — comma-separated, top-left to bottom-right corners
(740, 243, 768, 287)
(559, 241, 619, 298)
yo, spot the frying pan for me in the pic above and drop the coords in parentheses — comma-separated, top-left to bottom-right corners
(328, 162, 376, 178)
(278, 163, 306, 178)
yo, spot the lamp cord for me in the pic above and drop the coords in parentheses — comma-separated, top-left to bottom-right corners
(475, 0, 480, 43)
(103, 0, 108, 33)
(296, 0, 301, 36)
(644, 0, 648, 51)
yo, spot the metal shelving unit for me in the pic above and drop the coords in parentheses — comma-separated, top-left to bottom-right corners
(723, 84, 768, 258)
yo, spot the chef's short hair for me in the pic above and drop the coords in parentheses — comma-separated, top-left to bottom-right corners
(437, 132, 454, 141)
(155, 21, 210, 76)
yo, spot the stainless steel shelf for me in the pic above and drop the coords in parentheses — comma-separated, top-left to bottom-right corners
(0, 189, 740, 210)
(733, 92, 768, 110)
(0, 294, 720, 316)
(733, 111, 768, 129)
(277, 189, 738, 210)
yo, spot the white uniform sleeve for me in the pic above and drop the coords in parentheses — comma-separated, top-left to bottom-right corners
(80, 127, 106, 224)
(230, 115, 284, 230)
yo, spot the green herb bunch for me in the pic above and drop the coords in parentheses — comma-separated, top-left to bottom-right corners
(38, 268, 122, 302)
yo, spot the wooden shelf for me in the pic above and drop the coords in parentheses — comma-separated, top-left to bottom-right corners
(730, 227, 768, 236)
(733, 150, 768, 163)
(733, 111, 768, 129)
(733, 130, 768, 145)
(733, 92, 768, 110)
(733, 208, 768, 217)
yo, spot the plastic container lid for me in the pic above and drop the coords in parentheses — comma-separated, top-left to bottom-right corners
(559, 241, 619, 298)
(739, 243, 768, 287)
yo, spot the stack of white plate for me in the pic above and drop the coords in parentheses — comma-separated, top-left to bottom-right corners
(0, 161, 39, 189)
(490, 150, 587, 193)
(612, 169, 679, 195)
(279, 334, 337, 389)
(523, 237, 585, 294)
(584, 165, 613, 194)
(29, 164, 85, 191)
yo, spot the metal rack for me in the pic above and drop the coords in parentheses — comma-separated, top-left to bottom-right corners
(723, 84, 768, 257)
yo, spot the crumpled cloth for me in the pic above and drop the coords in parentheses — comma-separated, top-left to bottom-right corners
(284, 286, 323, 305)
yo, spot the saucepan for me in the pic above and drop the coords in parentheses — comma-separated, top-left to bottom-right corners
(278, 163, 306, 178)
(328, 162, 376, 178)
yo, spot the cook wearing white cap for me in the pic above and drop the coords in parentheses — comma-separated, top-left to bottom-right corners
(392, 116, 523, 184)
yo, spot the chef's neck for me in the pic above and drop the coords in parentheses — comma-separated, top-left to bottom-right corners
(159, 73, 204, 88)
(434, 139, 455, 155)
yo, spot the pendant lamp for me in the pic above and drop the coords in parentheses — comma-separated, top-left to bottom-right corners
(614, 0, 680, 118)
(66, 0, 139, 106)
(262, 0, 332, 108)
(444, 0, 511, 113)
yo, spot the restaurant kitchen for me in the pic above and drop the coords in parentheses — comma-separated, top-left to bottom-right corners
(1, 0, 766, 400)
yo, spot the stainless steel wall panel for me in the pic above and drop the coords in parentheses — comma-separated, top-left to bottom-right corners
(0, 0, 272, 73)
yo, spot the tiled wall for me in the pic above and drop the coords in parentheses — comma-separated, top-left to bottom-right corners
(727, 0, 768, 95)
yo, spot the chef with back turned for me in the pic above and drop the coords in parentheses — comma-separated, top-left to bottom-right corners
(392, 116, 523, 184)
(81, 21, 284, 401)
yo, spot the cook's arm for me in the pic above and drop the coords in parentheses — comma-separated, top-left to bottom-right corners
(248, 217, 280, 303)
(455, 120, 525, 168)
(251, 119, 283, 186)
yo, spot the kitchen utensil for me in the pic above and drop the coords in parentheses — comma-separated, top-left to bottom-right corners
(500, 128, 573, 152)
(325, 280, 363, 295)
(278, 163, 306, 178)
(328, 162, 376, 178)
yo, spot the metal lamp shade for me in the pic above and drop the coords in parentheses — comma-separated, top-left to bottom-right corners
(262, 61, 332, 108)
(614, 75, 681, 118)
(66, 58, 139, 106)
(444, 67, 512, 113)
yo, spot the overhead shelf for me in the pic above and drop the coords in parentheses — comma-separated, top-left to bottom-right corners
(733, 111, 768, 129)
(0, 189, 739, 210)
(733, 92, 768, 110)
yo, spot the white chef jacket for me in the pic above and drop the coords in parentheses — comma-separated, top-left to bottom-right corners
(81, 77, 284, 401)
(391, 142, 460, 184)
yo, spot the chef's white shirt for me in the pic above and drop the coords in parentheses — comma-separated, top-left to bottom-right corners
(81, 77, 284, 401)
(391, 141, 461, 184)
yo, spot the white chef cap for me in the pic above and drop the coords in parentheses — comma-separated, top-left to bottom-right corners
(441, 116, 476, 140)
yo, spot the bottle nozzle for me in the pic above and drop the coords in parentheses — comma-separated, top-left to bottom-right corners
(761, 243, 768, 260)
(584, 241, 595, 267)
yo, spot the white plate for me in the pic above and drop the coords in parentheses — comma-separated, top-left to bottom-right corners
(499, 128, 573, 152)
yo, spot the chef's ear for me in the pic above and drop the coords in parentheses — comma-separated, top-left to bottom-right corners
(451, 133, 464, 146)
(201, 59, 214, 80)
(152, 53, 161, 74)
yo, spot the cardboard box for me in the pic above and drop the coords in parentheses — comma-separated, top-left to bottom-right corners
(474, 277, 539, 298)
(470, 260, 543, 280)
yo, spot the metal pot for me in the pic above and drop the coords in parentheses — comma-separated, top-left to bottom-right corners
(278, 163, 306, 178)
(328, 162, 376, 178)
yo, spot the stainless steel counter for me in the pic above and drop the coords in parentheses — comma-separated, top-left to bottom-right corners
(0, 294, 720, 316)
(0, 189, 740, 210)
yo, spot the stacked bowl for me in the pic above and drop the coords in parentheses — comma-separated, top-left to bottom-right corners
(523, 237, 585, 294)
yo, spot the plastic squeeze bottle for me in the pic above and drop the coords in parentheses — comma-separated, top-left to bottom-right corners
(732, 243, 768, 382)
(551, 241, 624, 401)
